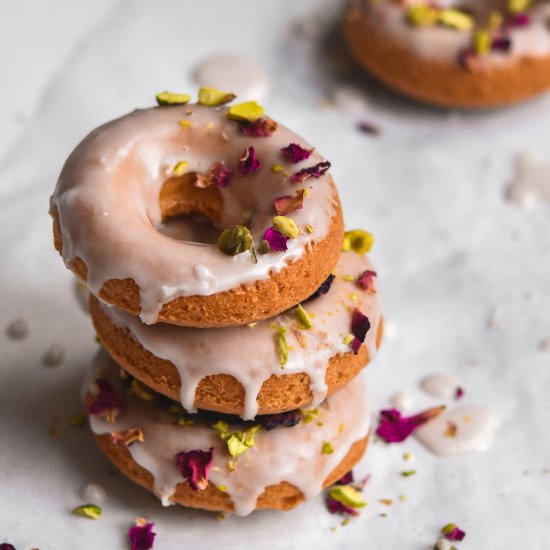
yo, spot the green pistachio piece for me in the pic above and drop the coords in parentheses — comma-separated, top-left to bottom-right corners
(276, 325, 288, 366)
(155, 91, 192, 105)
(322, 442, 335, 454)
(273, 216, 299, 238)
(218, 225, 257, 263)
(329, 486, 367, 510)
(294, 304, 313, 329)
(72, 504, 102, 519)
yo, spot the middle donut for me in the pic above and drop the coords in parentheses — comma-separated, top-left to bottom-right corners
(91, 251, 383, 419)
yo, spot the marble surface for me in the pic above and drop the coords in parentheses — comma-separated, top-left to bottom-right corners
(1, 0, 549, 548)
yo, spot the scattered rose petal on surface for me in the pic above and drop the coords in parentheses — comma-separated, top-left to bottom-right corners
(129, 519, 156, 550)
(175, 448, 214, 491)
(281, 143, 314, 163)
(239, 146, 261, 175)
(239, 117, 278, 137)
(262, 227, 288, 252)
(290, 161, 331, 183)
(88, 379, 123, 424)
(0, 544, 16, 550)
(337, 471, 354, 485)
(455, 386, 465, 399)
(441, 523, 466, 541)
(357, 120, 381, 136)
(376, 406, 446, 443)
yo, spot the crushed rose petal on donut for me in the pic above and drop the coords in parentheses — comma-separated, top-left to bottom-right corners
(281, 143, 314, 163)
(290, 161, 331, 184)
(198, 86, 236, 107)
(258, 410, 301, 431)
(350, 309, 370, 354)
(210, 162, 232, 188)
(305, 273, 335, 302)
(441, 523, 466, 541)
(357, 270, 377, 292)
(111, 427, 144, 447)
(273, 189, 308, 216)
(89, 379, 123, 424)
(376, 406, 446, 443)
(174, 448, 214, 491)
(239, 146, 261, 175)
(262, 227, 288, 252)
(129, 519, 156, 550)
(239, 117, 278, 137)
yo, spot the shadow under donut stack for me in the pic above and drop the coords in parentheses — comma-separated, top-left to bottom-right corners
(49, 88, 383, 516)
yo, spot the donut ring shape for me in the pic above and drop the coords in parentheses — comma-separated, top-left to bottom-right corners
(86, 349, 371, 516)
(50, 101, 343, 327)
(90, 251, 383, 419)
(343, 0, 550, 108)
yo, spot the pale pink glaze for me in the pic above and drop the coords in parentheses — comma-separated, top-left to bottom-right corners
(100, 251, 382, 419)
(50, 102, 338, 323)
(87, 349, 371, 516)
(352, 0, 550, 65)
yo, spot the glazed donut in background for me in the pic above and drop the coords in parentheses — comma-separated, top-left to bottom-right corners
(90, 250, 383, 419)
(86, 349, 371, 516)
(50, 92, 343, 328)
(343, 0, 550, 108)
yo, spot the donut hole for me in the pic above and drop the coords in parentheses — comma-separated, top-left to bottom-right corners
(158, 172, 224, 245)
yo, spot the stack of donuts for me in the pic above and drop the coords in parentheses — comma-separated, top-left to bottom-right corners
(49, 89, 383, 516)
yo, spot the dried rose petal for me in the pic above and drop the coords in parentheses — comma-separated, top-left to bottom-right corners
(0, 544, 16, 550)
(88, 379, 123, 423)
(337, 471, 354, 485)
(376, 406, 446, 443)
(357, 121, 381, 136)
(273, 189, 307, 216)
(239, 146, 261, 175)
(210, 162, 232, 188)
(455, 386, 465, 400)
(491, 36, 511, 51)
(350, 309, 370, 354)
(305, 274, 335, 302)
(281, 143, 314, 163)
(262, 227, 288, 252)
(174, 448, 213, 491)
(290, 161, 331, 183)
(326, 495, 358, 516)
(259, 410, 301, 431)
(442, 523, 466, 541)
(239, 117, 278, 137)
(357, 270, 377, 292)
(508, 13, 531, 27)
(128, 520, 156, 550)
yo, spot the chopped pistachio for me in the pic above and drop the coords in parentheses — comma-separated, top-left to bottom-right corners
(343, 275, 354, 282)
(488, 10, 504, 31)
(69, 413, 86, 427)
(168, 402, 185, 415)
(72, 504, 102, 519)
(437, 9, 474, 31)
(342, 229, 374, 255)
(276, 325, 288, 366)
(218, 225, 257, 263)
(213, 420, 230, 434)
(227, 101, 265, 122)
(156, 91, 191, 105)
(271, 164, 284, 173)
(131, 379, 155, 401)
(401, 470, 417, 477)
(343, 334, 354, 346)
(173, 160, 189, 176)
(508, 0, 532, 13)
(328, 486, 367, 510)
(177, 417, 194, 427)
(403, 452, 413, 461)
(273, 215, 299, 238)
(294, 304, 313, 329)
(178, 119, 192, 128)
(300, 408, 320, 423)
(219, 485, 227, 492)
(339, 423, 346, 433)
(198, 86, 236, 106)
(474, 30, 491, 55)
(322, 442, 335, 454)
(305, 224, 315, 234)
(407, 4, 439, 26)
(257, 239, 270, 255)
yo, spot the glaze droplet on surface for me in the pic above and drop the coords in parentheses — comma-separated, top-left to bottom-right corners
(506, 151, 550, 207)
(6, 318, 29, 340)
(42, 344, 65, 367)
(193, 55, 270, 100)
(79, 483, 106, 504)
(414, 406, 496, 456)
(420, 373, 461, 400)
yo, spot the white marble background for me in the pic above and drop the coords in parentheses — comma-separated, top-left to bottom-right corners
(1, 1, 549, 549)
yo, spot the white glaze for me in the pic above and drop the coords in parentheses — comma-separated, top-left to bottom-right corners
(100, 251, 382, 419)
(414, 406, 496, 456)
(87, 349, 371, 516)
(420, 373, 461, 400)
(193, 55, 270, 100)
(50, 103, 338, 323)
(506, 151, 550, 207)
(73, 279, 91, 314)
(353, 0, 550, 65)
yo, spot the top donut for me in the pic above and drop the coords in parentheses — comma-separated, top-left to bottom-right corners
(344, 0, 550, 107)
(50, 90, 344, 327)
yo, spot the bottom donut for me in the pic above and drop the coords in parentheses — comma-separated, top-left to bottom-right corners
(86, 349, 371, 516)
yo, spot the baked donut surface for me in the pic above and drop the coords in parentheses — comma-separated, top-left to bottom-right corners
(86, 349, 371, 516)
(343, 0, 550, 108)
(90, 251, 383, 419)
(50, 99, 343, 327)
